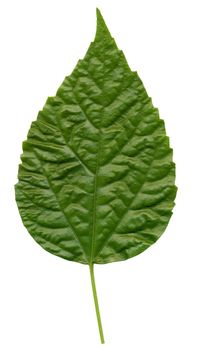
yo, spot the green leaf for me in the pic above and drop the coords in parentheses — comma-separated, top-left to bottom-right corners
(15, 9, 177, 343)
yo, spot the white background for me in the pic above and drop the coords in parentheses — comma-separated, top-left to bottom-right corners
(0, 0, 206, 349)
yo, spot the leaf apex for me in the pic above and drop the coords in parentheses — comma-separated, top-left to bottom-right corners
(95, 8, 112, 41)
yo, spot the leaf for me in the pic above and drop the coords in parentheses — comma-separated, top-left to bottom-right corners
(15, 9, 177, 343)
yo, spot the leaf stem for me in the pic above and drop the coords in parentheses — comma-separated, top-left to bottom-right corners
(89, 264, 105, 344)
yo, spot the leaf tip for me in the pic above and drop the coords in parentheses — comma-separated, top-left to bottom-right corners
(96, 7, 101, 17)
(95, 8, 112, 41)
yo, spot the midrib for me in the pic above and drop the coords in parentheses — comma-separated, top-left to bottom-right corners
(90, 127, 102, 263)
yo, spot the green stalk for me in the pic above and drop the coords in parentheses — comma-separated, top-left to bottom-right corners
(89, 264, 105, 344)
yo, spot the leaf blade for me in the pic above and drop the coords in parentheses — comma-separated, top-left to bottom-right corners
(15, 9, 176, 265)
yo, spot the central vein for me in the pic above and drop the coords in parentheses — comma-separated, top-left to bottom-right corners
(90, 126, 102, 263)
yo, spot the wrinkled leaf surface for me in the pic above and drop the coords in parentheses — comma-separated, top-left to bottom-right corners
(15, 10, 177, 265)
